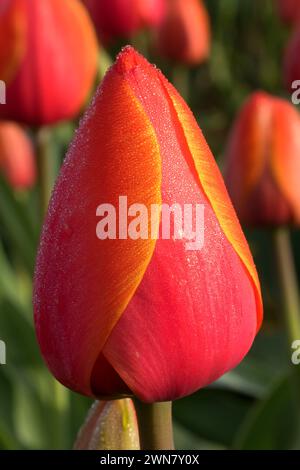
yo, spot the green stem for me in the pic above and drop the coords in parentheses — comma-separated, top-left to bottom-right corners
(134, 401, 174, 450)
(273, 228, 300, 343)
(273, 227, 300, 445)
(51, 379, 70, 449)
(35, 127, 53, 220)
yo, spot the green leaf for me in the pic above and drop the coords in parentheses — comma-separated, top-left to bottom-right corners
(234, 375, 300, 450)
(0, 299, 40, 368)
(173, 388, 253, 447)
(0, 177, 37, 273)
(0, 369, 21, 449)
(216, 330, 288, 398)
(174, 422, 225, 450)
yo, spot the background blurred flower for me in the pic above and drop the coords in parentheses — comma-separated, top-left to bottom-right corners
(154, 0, 210, 64)
(276, 0, 300, 26)
(0, 0, 26, 83)
(224, 91, 300, 226)
(83, 0, 165, 43)
(0, 121, 36, 189)
(74, 399, 140, 450)
(138, 0, 166, 28)
(34, 47, 262, 404)
(0, 0, 98, 126)
(284, 25, 300, 92)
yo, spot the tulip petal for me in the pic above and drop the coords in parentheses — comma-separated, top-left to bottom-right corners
(271, 99, 300, 224)
(102, 48, 260, 402)
(224, 93, 272, 216)
(34, 61, 162, 396)
(156, 0, 210, 65)
(160, 76, 263, 331)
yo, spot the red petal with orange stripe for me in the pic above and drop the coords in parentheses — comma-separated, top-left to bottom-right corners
(34, 47, 262, 403)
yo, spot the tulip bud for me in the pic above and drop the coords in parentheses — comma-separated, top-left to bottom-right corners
(0, 121, 36, 189)
(0, 0, 98, 126)
(224, 92, 300, 226)
(155, 0, 210, 64)
(83, 0, 166, 43)
(74, 399, 140, 450)
(34, 47, 262, 403)
(0, 0, 26, 83)
(284, 26, 300, 93)
(276, 0, 300, 25)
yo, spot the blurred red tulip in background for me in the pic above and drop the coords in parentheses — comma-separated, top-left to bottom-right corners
(34, 47, 262, 403)
(155, 0, 210, 64)
(0, 0, 98, 126)
(0, 0, 26, 83)
(138, 0, 166, 28)
(0, 121, 36, 189)
(284, 26, 300, 92)
(83, 0, 166, 43)
(224, 91, 300, 226)
(74, 399, 140, 450)
(276, 0, 300, 25)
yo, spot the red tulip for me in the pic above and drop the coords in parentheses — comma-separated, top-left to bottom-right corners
(83, 0, 166, 43)
(0, 0, 26, 83)
(155, 0, 210, 64)
(83, 0, 166, 42)
(34, 47, 262, 403)
(0, 0, 98, 126)
(284, 26, 300, 92)
(0, 121, 36, 189)
(224, 92, 300, 226)
(74, 399, 140, 450)
(276, 0, 300, 25)
(83, 0, 141, 42)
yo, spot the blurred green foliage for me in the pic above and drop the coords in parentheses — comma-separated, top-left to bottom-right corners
(1, 0, 300, 450)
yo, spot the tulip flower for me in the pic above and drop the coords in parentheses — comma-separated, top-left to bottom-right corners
(155, 0, 211, 64)
(34, 47, 262, 405)
(74, 399, 140, 450)
(276, 0, 300, 25)
(224, 92, 300, 226)
(0, 121, 36, 189)
(83, 0, 166, 43)
(0, 0, 26, 83)
(284, 26, 300, 93)
(0, 0, 98, 126)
